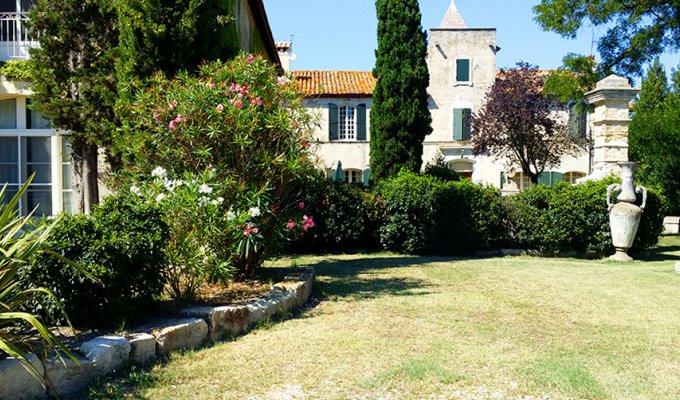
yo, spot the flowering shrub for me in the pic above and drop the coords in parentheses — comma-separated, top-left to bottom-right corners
(119, 54, 315, 278)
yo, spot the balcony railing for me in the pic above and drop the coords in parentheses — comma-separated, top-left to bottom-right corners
(0, 12, 37, 61)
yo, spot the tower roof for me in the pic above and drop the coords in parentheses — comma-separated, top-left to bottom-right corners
(440, 0, 467, 28)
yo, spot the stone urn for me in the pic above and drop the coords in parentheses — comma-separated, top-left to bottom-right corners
(606, 162, 647, 261)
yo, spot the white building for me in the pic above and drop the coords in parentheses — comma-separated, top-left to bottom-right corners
(291, 1, 591, 192)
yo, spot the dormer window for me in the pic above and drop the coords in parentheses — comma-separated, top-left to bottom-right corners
(328, 103, 367, 141)
(456, 58, 471, 84)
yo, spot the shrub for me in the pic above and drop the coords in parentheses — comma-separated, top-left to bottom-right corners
(377, 171, 508, 254)
(118, 54, 314, 278)
(505, 177, 666, 256)
(423, 153, 462, 182)
(23, 194, 168, 327)
(288, 172, 381, 253)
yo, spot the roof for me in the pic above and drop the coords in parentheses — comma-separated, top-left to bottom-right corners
(440, 0, 467, 28)
(292, 70, 376, 98)
(248, 0, 281, 70)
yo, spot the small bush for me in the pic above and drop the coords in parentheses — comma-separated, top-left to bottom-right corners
(377, 171, 508, 254)
(288, 171, 381, 253)
(23, 194, 168, 327)
(505, 177, 666, 256)
(423, 153, 462, 182)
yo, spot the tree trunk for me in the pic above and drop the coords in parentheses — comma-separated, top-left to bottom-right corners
(72, 141, 99, 214)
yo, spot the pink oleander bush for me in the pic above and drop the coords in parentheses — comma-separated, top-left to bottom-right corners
(118, 54, 316, 289)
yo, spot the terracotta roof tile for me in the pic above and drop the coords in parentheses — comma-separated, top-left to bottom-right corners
(292, 70, 376, 98)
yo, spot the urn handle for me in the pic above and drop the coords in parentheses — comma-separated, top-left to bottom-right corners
(636, 185, 648, 211)
(607, 184, 621, 210)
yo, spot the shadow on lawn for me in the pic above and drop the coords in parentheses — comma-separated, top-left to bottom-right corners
(306, 255, 462, 300)
(636, 242, 680, 262)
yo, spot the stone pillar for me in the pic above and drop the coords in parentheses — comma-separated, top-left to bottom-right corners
(583, 75, 639, 180)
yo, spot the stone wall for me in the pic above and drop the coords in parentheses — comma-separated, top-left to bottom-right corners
(0, 268, 315, 400)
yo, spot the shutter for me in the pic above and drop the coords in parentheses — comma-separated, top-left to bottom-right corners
(500, 171, 505, 189)
(462, 108, 472, 140)
(329, 103, 338, 141)
(538, 172, 552, 186)
(456, 59, 470, 82)
(363, 167, 371, 186)
(357, 104, 367, 141)
(453, 108, 463, 140)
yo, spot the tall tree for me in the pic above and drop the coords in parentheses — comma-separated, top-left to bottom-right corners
(370, 0, 432, 181)
(534, 0, 680, 77)
(472, 62, 580, 184)
(28, 0, 119, 214)
(629, 59, 680, 213)
(544, 53, 602, 104)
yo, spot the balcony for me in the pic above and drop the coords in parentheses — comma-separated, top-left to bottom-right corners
(0, 12, 36, 61)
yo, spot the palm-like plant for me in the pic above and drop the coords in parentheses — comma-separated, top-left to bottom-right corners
(0, 178, 75, 382)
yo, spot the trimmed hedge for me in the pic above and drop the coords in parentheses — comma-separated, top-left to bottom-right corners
(22, 194, 168, 327)
(288, 172, 381, 253)
(505, 177, 666, 256)
(377, 171, 508, 254)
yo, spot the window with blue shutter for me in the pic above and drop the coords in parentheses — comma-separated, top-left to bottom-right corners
(456, 59, 471, 82)
(453, 108, 472, 141)
(329, 103, 338, 141)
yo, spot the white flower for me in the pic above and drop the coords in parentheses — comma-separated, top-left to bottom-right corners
(249, 206, 261, 217)
(199, 196, 210, 206)
(227, 209, 236, 221)
(151, 166, 167, 179)
(130, 185, 142, 196)
(155, 193, 166, 202)
(199, 184, 213, 194)
(217, 196, 224, 204)
(210, 199, 219, 206)
(164, 179, 182, 192)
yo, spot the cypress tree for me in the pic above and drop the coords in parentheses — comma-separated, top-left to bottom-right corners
(370, 0, 432, 181)
(630, 58, 668, 163)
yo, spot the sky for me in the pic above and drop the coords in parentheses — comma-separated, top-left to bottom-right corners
(263, 0, 679, 78)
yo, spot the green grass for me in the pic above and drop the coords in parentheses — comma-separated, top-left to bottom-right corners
(93, 237, 680, 400)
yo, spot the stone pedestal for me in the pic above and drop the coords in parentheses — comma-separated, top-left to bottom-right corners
(582, 75, 639, 180)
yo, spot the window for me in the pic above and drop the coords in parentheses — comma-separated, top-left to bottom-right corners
(449, 159, 473, 179)
(328, 103, 367, 141)
(0, 136, 52, 216)
(26, 99, 50, 129)
(61, 140, 73, 213)
(344, 169, 362, 184)
(0, 98, 17, 129)
(456, 59, 471, 83)
(564, 171, 586, 184)
(339, 106, 355, 140)
(453, 108, 471, 141)
(515, 172, 533, 191)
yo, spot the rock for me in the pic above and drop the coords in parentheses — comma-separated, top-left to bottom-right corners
(152, 318, 208, 355)
(128, 333, 156, 365)
(44, 355, 97, 398)
(0, 354, 47, 400)
(79, 336, 130, 374)
(181, 305, 250, 342)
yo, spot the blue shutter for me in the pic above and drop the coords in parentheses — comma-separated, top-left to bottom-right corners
(329, 103, 338, 141)
(357, 104, 367, 141)
(456, 59, 470, 82)
(462, 108, 472, 140)
(538, 172, 552, 186)
(552, 172, 564, 185)
(453, 108, 463, 140)
(363, 167, 371, 186)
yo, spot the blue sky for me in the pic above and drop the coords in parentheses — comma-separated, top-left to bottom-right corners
(263, 0, 679, 77)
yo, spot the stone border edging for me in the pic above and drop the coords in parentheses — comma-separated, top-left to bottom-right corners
(1, 267, 314, 400)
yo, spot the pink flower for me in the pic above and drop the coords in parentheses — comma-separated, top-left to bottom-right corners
(286, 219, 297, 230)
(251, 97, 263, 106)
(174, 114, 184, 123)
(298, 201, 305, 209)
(302, 215, 315, 231)
(216, 104, 224, 113)
(243, 230, 251, 237)
(209, 82, 216, 89)
(169, 120, 177, 131)
(168, 100, 178, 110)
(235, 100, 243, 109)
(277, 76, 290, 85)
(247, 54, 255, 64)
(243, 222, 259, 236)
(228, 99, 235, 104)
(153, 111, 161, 122)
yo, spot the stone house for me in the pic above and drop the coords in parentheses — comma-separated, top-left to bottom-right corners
(289, 1, 591, 192)
(0, 0, 282, 216)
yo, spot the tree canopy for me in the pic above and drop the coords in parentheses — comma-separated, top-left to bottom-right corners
(369, 0, 432, 182)
(472, 62, 581, 184)
(534, 0, 680, 77)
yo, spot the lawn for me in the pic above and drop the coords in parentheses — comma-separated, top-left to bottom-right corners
(97, 237, 680, 400)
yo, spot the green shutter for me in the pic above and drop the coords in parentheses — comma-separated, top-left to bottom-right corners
(462, 108, 472, 140)
(456, 59, 470, 82)
(453, 108, 463, 140)
(552, 172, 564, 185)
(538, 172, 552, 186)
(500, 171, 505, 189)
(357, 104, 367, 141)
(329, 103, 338, 141)
(363, 167, 371, 186)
